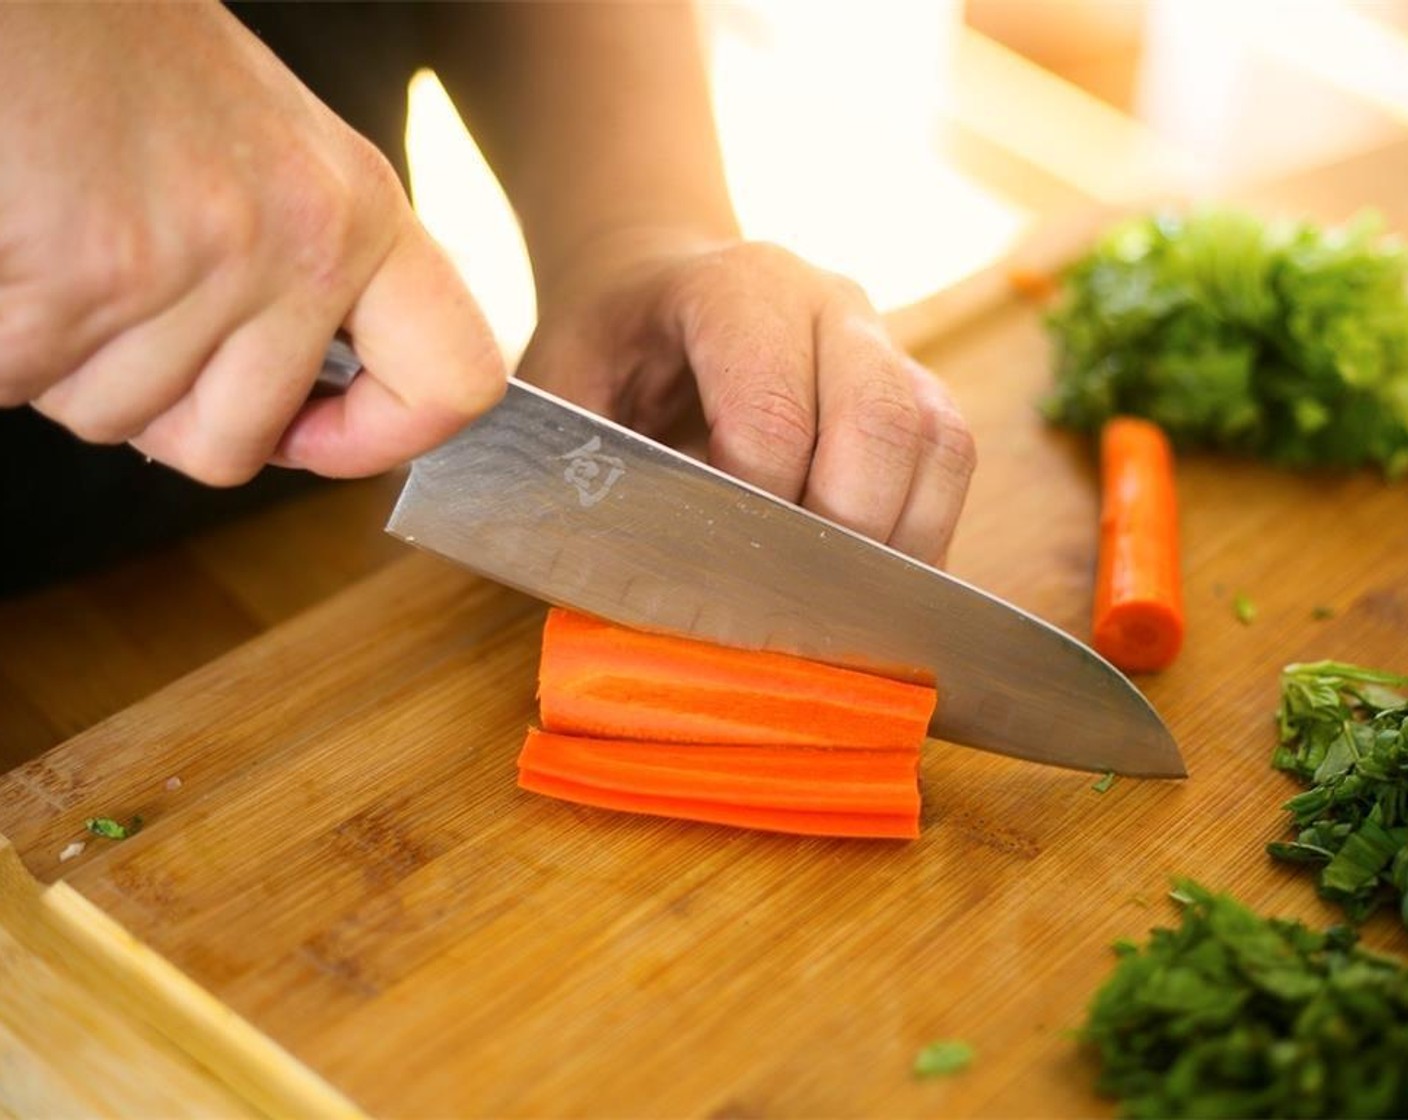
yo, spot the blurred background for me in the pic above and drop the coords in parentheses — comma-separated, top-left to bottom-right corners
(408, 0, 1408, 361)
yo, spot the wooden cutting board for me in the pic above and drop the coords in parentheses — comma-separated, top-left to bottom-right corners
(4, 143, 1408, 1118)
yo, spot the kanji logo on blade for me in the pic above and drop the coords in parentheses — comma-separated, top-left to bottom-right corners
(560, 437, 625, 507)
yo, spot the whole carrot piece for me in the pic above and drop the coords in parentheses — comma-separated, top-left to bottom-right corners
(1092, 417, 1184, 673)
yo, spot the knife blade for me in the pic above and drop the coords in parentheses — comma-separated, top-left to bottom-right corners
(382, 377, 1185, 779)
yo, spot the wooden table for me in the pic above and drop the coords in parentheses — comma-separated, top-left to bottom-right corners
(4, 135, 1408, 1117)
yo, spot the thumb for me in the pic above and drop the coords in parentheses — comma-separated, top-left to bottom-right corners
(276, 221, 507, 477)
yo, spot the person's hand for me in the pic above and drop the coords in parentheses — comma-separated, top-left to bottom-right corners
(516, 230, 976, 567)
(0, 2, 505, 485)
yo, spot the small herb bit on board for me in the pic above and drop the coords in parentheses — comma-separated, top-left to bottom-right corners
(1081, 880, 1408, 1119)
(1311, 604, 1336, 620)
(85, 815, 143, 841)
(1233, 592, 1257, 624)
(1092, 771, 1117, 794)
(913, 1039, 975, 1079)
(1268, 660, 1408, 928)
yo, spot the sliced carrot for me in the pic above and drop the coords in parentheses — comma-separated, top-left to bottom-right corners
(537, 608, 936, 749)
(518, 769, 920, 840)
(519, 728, 920, 815)
(1091, 416, 1184, 673)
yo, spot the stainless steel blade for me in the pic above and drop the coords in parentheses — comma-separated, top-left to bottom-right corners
(387, 380, 1185, 778)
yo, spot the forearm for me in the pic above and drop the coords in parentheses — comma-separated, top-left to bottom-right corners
(428, 2, 739, 300)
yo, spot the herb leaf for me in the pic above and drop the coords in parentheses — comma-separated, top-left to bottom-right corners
(85, 815, 143, 841)
(1269, 661, 1408, 927)
(1082, 880, 1408, 1118)
(913, 1039, 974, 1078)
(1043, 208, 1408, 477)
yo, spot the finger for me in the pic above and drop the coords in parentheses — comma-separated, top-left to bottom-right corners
(0, 202, 204, 408)
(801, 298, 923, 545)
(888, 360, 977, 567)
(30, 277, 248, 445)
(685, 283, 817, 503)
(275, 221, 507, 477)
(129, 302, 332, 485)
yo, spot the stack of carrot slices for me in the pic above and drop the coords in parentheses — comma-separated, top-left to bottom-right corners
(517, 609, 937, 839)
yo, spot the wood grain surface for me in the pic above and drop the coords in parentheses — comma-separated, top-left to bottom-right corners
(0, 837, 363, 1119)
(4, 143, 1408, 1118)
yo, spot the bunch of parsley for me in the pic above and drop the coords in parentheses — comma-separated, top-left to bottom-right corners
(1081, 881, 1408, 1119)
(1043, 208, 1408, 477)
(1268, 661, 1408, 928)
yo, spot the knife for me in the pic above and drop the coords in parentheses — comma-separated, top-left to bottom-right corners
(319, 342, 1185, 778)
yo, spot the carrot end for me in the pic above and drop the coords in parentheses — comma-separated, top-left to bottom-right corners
(1093, 600, 1183, 673)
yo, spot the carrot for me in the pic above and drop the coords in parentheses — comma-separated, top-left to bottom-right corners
(519, 728, 920, 815)
(1091, 416, 1184, 673)
(537, 608, 936, 749)
(518, 744, 919, 840)
(1008, 266, 1058, 302)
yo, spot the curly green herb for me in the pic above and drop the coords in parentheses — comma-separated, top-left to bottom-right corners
(1268, 660, 1408, 928)
(1043, 208, 1408, 477)
(1082, 880, 1408, 1119)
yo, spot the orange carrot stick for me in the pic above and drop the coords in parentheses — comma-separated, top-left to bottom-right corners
(519, 728, 920, 815)
(537, 609, 936, 749)
(1091, 416, 1184, 673)
(518, 769, 920, 840)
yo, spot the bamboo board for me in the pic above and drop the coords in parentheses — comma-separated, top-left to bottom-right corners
(3, 142, 1408, 1118)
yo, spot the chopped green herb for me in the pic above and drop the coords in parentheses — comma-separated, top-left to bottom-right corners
(1081, 879, 1408, 1119)
(1268, 660, 1408, 928)
(1234, 592, 1258, 625)
(85, 815, 143, 841)
(1043, 208, 1408, 478)
(1311, 604, 1336, 620)
(1092, 770, 1117, 794)
(913, 1039, 974, 1079)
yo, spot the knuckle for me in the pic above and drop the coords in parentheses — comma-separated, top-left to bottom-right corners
(0, 302, 58, 404)
(69, 220, 158, 316)
(192, 174, 262, 263)
(344, 134, 402, 200)
(281, 173, 358, 292)
(822, 270, 873, 311)
(711, 381, 815, 478)
(842, 381, 923, 461)
(278, 136, 399, 297)
(939, 415, 978, 477)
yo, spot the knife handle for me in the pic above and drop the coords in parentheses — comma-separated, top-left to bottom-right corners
(313, 334, 363, 396)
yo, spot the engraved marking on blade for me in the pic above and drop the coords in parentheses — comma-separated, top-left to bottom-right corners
(559, 436, 625, 507)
